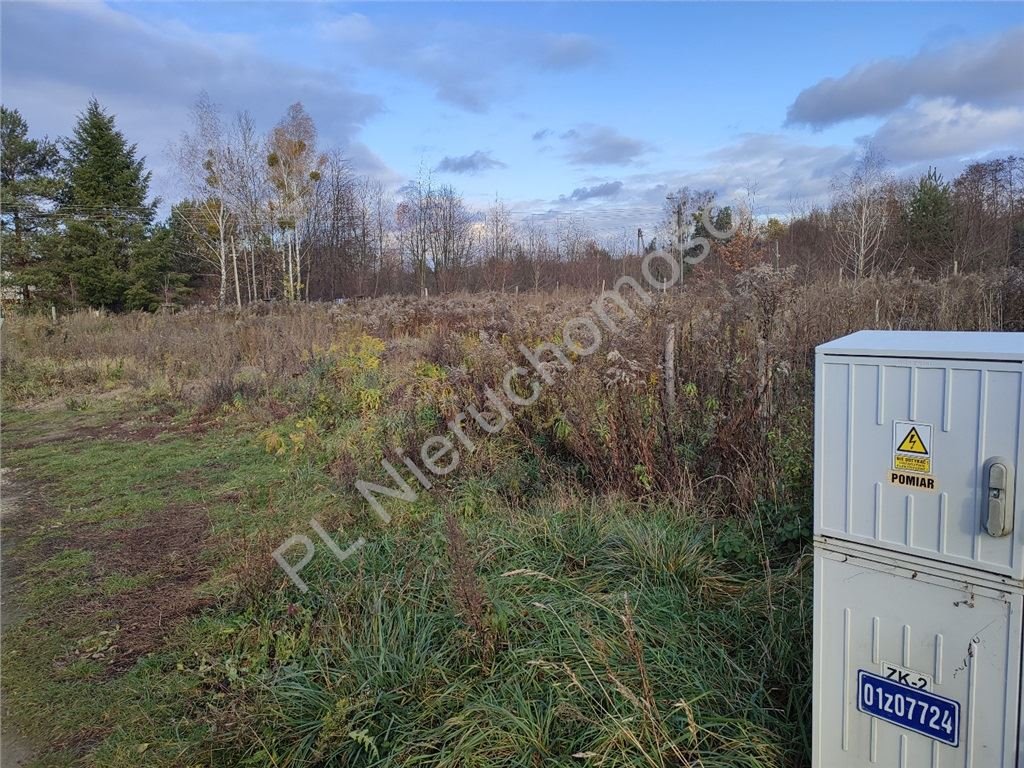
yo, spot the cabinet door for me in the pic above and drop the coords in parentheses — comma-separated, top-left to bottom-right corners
(815, 355, 1024, 578)
(813, 548, 1022, 767)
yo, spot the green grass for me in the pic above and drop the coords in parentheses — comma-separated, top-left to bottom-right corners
(99, 572, 157, 596)
(206, 500, 811, 767)
(1, 402, 812, 767)
(0, 407, 295, 766)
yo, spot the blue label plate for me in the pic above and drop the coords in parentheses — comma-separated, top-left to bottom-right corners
(857, 670, 960, 747)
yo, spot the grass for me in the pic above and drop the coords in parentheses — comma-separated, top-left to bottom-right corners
(0, 407, 289, 766)
(1, 402, 811, 767)
(241, 502, 811, 767)
(6, 273, 1013, 766)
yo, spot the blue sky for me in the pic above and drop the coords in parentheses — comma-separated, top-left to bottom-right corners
(3, 1, 1023, 233)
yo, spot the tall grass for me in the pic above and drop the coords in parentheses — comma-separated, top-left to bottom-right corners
(203, 499, 810, 767)
(3, 267, 1022, 766)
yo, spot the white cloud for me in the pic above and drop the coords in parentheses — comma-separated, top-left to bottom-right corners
(346, 142, 404, 188)
(662, 133, 856, 213)
(536, 33, 604, 71)
(319, 13, 375, 44)
(1, 1, 385, 207)
(317, 14, 605, 113)
(435, 150, 506, 174)
(868, 98, 1024, 163)
(509, 135, 856, 237)
(560, 125, 652, 166)
(787, 26, 1024, 128)
(558, 180, 623, 202)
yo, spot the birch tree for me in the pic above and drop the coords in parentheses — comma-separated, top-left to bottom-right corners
(830, 148, 893, 279)
(221, 111, 271, 302)
(174, 93, 234, 305)
(266, 102, 325, 300)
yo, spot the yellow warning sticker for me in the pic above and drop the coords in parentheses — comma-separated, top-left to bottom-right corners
(893, 421, 933, 475)
(896, 427, 928, 454)
(894, 455, 930, 473)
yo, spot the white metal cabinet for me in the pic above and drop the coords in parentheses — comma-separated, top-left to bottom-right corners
(815, 347, 1024, 578)
(813, 331, 1024, 768)
(813, 546, 1022, 767)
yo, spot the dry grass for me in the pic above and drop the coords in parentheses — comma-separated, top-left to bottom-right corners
(4, 269, 1020, 511)
(2, 267, 1022, 766)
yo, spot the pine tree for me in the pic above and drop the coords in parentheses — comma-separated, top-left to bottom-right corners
(124, 223, 188, 311)
(906, 168, 954, 270)
(59, 99, 157, 309)
(0, 106, 60, 302)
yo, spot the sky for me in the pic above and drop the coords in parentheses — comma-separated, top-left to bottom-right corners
(3, 1, 1023, 237)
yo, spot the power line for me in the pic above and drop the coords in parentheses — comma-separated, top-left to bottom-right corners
(1, 201, 156, 211)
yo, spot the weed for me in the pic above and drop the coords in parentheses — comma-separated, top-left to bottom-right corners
(1, 274, 1015, 766)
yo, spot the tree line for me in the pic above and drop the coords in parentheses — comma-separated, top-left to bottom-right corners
(2, 97, 1023, 311)
(2, 100, 172, 310)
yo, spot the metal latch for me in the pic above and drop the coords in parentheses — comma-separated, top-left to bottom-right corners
(983, 456, 1015, 537)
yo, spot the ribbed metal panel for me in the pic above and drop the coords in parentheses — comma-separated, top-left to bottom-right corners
(813, 547, 1021, 767)
(815, 355, 1023, 579)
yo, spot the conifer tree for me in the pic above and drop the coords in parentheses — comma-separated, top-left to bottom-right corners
(906, 168, 954, 269)
(59, 99, 157, 309)
(0, 106, 60, 301)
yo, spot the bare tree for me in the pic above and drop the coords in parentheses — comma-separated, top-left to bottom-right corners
(521, 219, 550, 291)
(266, 102, 325, 300)
(427, 185, 475, 294)
(366, 179, 395, 296)
(830, 148, 893, 279)
(481, 199, 518, 292)
(661, 187, 715, 259)
(222, 110, 271, 302)
(952, 156, 1024, 272)
(174, 93, 235, 305)
(396, 172, 434, 295)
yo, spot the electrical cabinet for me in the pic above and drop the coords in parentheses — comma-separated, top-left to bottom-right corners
(813, 331, 1024, 767)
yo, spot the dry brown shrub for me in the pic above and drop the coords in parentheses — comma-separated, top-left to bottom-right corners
(4, 271, 1018, 513)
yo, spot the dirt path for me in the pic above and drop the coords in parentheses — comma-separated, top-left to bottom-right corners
(1, 467, 36, 767)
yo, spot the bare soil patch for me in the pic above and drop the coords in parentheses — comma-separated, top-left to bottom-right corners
(9, 418, 175, 450)
(3, 425, 212, 677)
(65, 503, 213, 675)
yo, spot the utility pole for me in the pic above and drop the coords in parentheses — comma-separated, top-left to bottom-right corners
(666, 193, 685, 288)
(677, 203, 684, 284)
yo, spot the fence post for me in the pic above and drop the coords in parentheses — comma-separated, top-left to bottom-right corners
(663, 323, 677, 417)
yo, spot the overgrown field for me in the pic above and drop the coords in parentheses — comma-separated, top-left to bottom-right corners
(2, 270, 1021, 767)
